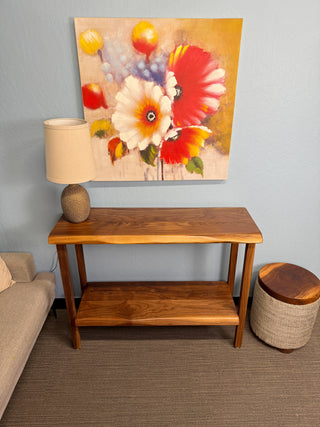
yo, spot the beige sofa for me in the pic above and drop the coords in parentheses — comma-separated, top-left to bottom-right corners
(0, 252, 55, 419)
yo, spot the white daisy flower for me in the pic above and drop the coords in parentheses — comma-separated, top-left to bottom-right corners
(112, 76, 172, 150)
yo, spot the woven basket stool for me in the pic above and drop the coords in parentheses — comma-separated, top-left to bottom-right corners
(250, 263, 320, 353)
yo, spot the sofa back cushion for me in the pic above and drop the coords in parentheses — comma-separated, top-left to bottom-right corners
(0, 253, 36, 282)
(0, 256, 15, 294)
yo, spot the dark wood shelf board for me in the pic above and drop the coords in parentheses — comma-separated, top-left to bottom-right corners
(49, 207, 263, 245)
(75, 281, 239, 327)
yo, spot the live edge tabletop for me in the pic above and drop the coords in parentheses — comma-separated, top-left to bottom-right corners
(48, 208, 263, 349)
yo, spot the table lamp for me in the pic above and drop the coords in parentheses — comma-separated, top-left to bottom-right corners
(44, 118, 96, 223)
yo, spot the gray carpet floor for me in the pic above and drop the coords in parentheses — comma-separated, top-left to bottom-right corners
(1, 309, 320, 426)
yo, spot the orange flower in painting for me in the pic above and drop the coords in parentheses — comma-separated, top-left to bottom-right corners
(160, 126, 212, 165)
(112, 76, 171, 150)
(108, 137, 129, 164)
(166, 45, 226, 127)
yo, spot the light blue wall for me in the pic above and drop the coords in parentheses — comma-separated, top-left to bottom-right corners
(1, 0, 319, 298)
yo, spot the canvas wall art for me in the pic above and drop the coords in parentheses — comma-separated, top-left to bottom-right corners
(74, 18, 242, 181)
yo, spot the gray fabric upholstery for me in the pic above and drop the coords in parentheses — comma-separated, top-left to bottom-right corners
(0, 253, 55, 419)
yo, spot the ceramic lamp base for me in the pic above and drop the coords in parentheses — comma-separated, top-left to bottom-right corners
(61, 184, 90, 223)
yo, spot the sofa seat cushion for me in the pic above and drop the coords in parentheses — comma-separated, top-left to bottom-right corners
(0, 273, 55, 418)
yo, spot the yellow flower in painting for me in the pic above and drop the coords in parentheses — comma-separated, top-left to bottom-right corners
(79, 29, 103, 55)
(112, 76, 171, 150)
(90, 119, 115, 138)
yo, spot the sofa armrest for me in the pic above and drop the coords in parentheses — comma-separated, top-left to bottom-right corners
(33, 272, 56, 285)
(0, 253, 36, 282)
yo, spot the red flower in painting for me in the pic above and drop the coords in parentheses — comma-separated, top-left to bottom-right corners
(160, 126, 212, 165)
(82, 83, 108, 109)
(166, 45, 226, 127)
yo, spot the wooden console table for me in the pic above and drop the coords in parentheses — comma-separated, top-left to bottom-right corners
(48, 207, 262, 349)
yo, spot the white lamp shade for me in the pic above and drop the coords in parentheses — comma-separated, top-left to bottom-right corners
(44, 118, 96, 184)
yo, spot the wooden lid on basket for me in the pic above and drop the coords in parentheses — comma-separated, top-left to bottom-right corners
(258, 263, 320, 305)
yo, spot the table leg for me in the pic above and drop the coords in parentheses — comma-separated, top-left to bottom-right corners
(234, 243, 255, 348)
(227, 243, 239, 294)
(75, 244, 87, 293)
(56, 244, 81, 349)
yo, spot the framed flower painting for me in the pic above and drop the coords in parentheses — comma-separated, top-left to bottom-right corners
(74, 18, 242, 181)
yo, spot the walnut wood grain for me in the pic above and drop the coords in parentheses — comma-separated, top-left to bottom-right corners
(278, 348, 294, 354)
(75, 281, 239, 327)
(75, 244, 87, 292)
(56, 245, 81, 349)
(227, 243, 239, 294)
(258, 263, 320, 305)
(48, 207, 263, 245)
(234, 243, 255, 348)
(49, 207, 262, 349)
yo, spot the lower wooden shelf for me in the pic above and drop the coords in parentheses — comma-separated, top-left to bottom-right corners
(75, 281, 239, 327)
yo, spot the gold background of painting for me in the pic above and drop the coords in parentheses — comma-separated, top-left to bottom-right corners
(74, 18, 242, 181)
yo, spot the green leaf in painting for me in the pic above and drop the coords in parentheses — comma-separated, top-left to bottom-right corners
(186, 157, 204, 176)
(140, 144, 158, 166)
(95, 129, 106, 138)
